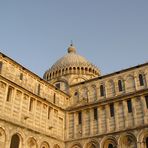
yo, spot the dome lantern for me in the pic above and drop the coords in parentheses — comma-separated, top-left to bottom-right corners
(67, 44, 76, 53)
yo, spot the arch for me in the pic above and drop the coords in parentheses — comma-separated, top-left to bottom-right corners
(69, 67, 72, 73)
(137, 129, 148, 148)
(55, 71, 58, 76)
(89, 68, 92, 73)
(84, 139, 99, 148)
(138, 73, 145, 86)
(100, 84, 105, 97)
(71, 142, 82, 148)
(92, 69, 95, 74)
(52, 72, 55, 78)
(125, 75, 135, 92)
(53, 79, 69, 92)
(70, 76, 87, 85)
(0, 127, 6, 148)
(27, 137, 37, 148)
(10, 134, 20, 148)
(77, 67, 80, 74)
(85, 67, 88, 72)
(106, 80, 115, 97)
(81, 67, 84, 74)
(101, 136, 117, 148)
(9, 127, 25, 148)
(40, 141, 50, 148)
(119, 133, 137, 148)
(62, 69, 65, 75)
(81, 87, 88, 102)
(73, 67, 76, 73)
(89, 85, 97, 102)
(46, 74, 49, 80)
(118, 79, 124, 92)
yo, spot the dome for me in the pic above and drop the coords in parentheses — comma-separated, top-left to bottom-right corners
(44, 44, 101, 80)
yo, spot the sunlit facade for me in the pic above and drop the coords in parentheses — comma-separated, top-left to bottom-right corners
(0, 45, 148, 148)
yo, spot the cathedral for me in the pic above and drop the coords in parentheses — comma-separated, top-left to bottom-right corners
(0, 44, 148, 148)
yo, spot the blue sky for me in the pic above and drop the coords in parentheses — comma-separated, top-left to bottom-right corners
(0, 0, 148, 77)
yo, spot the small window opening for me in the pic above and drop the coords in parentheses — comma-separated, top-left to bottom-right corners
(94, 108, 98, 120)
(78, 112, 82, 124)
(74, 91, 78, 96)
(145, 95, 148, 108)
(0, 61, 3, 74)
(118, 80, 123, 91)
(20, 73, 23, 80)
(55, 83, 60, 89)
(38, 84, 40, 95)
(48, 107, 51, 119)
(53, 93, 56, 104)
(100, 85, 105, 96)
(127, 99, 132, 113)
(29, 98, 34, 111)
(139, 74, 144, 86)
(110, 103, 114, 117)
(6, 86, 13, 102)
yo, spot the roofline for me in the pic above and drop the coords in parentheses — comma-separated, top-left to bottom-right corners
(70, 62, 148, 87)
(0, 52, 70, 97)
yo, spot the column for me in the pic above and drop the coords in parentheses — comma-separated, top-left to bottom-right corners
(105, 104, 110, 132)
(82, 110, 86, 137)
(131, 97, 138, 126)
(141, 95, 148, 124)
(122, 100, 128, 128)
(74, 112, 77, 138)
(89, 109, 94, 135)
(114, 102, 119, 131)
(97, 106, 101, 134)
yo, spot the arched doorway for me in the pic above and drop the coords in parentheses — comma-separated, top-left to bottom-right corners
(108, 144, 113, 148)
(102, 137, 117, 148)
(146, 137, 148, 148)
(10, 134, 20, 148)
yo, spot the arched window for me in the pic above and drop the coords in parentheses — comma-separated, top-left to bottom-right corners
(27, 137, 37, 148)
(10, 134, 20, 148)
(118, 80, 123, 92)
(6, 86, 14, 102)
(89, 68, 92, 72)
(100, 85, 105, 96)
(69, 67, 72, 73)
(73, 67, 76, 73)
(108, 144, 113, 148)
(139, 74, 144, 86)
